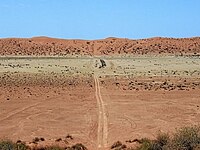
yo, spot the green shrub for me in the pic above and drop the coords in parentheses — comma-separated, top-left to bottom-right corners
(0, 140, 16, 150)
(15, 142, 28, 150)
(168, 125, 200, 150)
(136, 138, 165, 150)
(70, 143, 88, 150)
(136, 126, 200, 150)
(155, 132, 170, 147)
(136, 138, 153, 150)
(0, 140, 28, 150)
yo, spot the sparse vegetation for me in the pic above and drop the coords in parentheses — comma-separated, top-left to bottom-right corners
(0, 140, 28, 150)
(38, 146, 65, 150)
(55, 138, 62, 142)
(65, 134, 73, 140)
(33, 137, 40, 143)
(0, 126, 200, 150)
(135, 125, 200, 150)
(110, 125, 200, 150)
(70, 143, 88, 150)
(167, 125, 200, 150)
(0, 139, 88, 150)
(111, 141, 123, 149)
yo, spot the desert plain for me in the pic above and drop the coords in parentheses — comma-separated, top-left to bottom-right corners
(0, 37, 200, 149)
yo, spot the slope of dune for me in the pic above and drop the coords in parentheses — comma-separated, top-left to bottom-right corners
(0, 37, 200, 56)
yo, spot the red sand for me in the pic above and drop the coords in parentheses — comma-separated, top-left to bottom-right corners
(0, 37, 200, 56)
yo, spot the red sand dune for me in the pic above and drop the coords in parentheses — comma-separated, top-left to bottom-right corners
(0, 37, 200, 56)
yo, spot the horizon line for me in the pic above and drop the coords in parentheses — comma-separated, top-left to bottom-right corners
(0, 36, 200, 41)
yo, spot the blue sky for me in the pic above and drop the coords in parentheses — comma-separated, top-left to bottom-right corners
(0, 0, 200, 39)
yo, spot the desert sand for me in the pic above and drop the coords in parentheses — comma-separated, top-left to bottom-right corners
(0, 37, 200, 149)
(0, 37, 200, 56)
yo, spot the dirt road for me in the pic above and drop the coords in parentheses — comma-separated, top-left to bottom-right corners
(94, 75, 108, 149)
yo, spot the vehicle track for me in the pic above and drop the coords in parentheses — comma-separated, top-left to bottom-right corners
(94, 75, 108, 149)
(0, 102, 41, 122)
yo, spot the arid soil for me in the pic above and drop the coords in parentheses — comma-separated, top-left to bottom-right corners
(0, 37, 200, 149)
(0, 37, 200, 56)
(0, 84, 97, 149)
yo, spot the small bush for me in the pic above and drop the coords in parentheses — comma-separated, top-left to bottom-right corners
(135, 126, 200, 150)
(168, 125, 200, 150)
(110, 141, 128, 150)
(0, 140, 15, 150)
(65, 134, 73, 140)
(111, 141, 123, 149)
(55, 138, 62, 142)
(40, 138, 45, 142)
(16, 142, 29, 150)
(136, 138, 153, 150)
(0, 139, 88, 150)
(136, 138, 166, 150)
(0, 140, 28, 150)
(70, 143, 88, 150)
(33, 137, 40, 143)
(156, 132, 169, 147)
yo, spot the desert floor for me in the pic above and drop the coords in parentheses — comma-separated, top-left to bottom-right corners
(0, 55, 199, 149)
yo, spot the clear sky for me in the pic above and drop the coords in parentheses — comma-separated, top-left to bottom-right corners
(0, 0, 200, 39)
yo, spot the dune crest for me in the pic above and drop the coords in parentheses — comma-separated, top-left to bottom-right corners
(0, 37, 199, 56)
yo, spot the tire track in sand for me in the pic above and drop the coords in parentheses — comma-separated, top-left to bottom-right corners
(94, 75, 108, 149)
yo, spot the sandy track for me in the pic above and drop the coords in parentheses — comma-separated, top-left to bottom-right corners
(94, 75, 108, 149)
